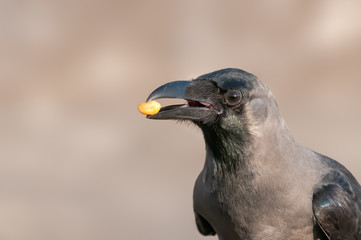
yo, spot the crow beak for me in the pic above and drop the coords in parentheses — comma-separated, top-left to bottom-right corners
(145, 80, 220, 122)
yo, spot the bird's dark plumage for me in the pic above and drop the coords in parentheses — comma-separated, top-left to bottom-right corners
(145, 68, 361, 240)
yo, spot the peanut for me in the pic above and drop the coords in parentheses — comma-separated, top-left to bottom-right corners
(138, 100, 161, 115)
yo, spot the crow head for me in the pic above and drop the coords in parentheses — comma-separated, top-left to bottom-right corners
(148, 68, 276, 130)
(146, 68, 282, 161)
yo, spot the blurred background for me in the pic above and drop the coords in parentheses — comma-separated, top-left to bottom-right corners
(0, 1, 361, 239)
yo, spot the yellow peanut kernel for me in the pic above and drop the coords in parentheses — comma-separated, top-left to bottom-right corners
(138, 100, 161, 115)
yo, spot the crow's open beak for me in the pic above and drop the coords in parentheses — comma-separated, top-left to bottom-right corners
(146, 80, 221, 122)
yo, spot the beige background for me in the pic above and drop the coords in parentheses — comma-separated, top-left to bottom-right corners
(1, 1, 361, 240)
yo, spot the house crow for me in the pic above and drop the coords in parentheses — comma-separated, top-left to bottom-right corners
(144, 68, 361, 240)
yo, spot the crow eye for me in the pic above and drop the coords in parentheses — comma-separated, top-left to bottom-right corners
(225, 90, 242, 106)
